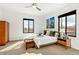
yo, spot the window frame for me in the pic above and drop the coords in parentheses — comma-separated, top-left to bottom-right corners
(23, 18, 34, 33)
(58, 10, 76, 37)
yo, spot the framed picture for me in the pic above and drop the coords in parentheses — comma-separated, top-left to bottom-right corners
(46, 17, 55, 28)
(46, 19, 49, 28)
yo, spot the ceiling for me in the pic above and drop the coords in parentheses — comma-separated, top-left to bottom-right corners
(0, 3, 69, 16)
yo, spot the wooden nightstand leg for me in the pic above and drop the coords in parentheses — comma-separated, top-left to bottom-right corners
(65, 41, 68, 49)
(70, 40, 71, 48)
(65, 46, 68, 49)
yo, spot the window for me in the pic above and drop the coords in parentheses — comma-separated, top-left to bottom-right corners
(58, 10, 76, 37)
(67, 14, 76, 36)
(23, 18, 34, 33)
(60, 17, 66, 34)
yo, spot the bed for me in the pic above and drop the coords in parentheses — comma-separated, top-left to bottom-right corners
(33, 35, 57, 48)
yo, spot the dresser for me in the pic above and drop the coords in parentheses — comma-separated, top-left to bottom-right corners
(0, 21, 9, 45)
(57, 38, 71, 49)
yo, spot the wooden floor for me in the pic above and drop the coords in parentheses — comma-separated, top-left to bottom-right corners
(0, 40, 79, 55)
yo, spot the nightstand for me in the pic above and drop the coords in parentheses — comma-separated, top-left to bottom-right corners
(57, 38, 71, 49)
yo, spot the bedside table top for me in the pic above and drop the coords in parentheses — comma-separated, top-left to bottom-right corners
(57, 38, 70, 41)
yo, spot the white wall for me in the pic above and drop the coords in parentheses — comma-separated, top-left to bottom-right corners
(1, 9, 45, 41)
(0, 7, 3, 18)
(43, 3, 79, 50)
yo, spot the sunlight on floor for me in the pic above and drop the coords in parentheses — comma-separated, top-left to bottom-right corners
(0, 41, 23, 52)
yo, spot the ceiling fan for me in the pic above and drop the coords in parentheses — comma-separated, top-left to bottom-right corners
(25, 3, 41, 11)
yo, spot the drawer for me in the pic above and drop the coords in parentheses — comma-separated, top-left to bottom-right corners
(58, 40, 66, 46)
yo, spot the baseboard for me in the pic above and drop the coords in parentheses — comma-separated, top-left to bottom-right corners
(9, 39, 23, 42)
(71, 46, 79, 50)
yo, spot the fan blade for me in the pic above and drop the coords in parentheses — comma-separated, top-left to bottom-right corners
(25, 5, 32, 8)
(35, 7, 41, 11)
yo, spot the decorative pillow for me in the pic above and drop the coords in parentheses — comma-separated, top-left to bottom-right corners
(46, 30, 50, 35)
(60, 33, 63, 39)
(38, 33, 42, 36)
(43, 30, 47, 35)
(49, 31, 57, 36)
(38, 33, 44, 37)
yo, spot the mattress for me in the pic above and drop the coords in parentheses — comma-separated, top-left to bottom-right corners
(33, 35, 57, 48)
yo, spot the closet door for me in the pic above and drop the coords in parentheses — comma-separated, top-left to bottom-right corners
(0, 22, 2, 43)
(0, 22, 6, 44)
(0, 21, 9, 45)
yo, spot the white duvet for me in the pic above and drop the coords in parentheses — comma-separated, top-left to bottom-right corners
(33, 35, 57, 48)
